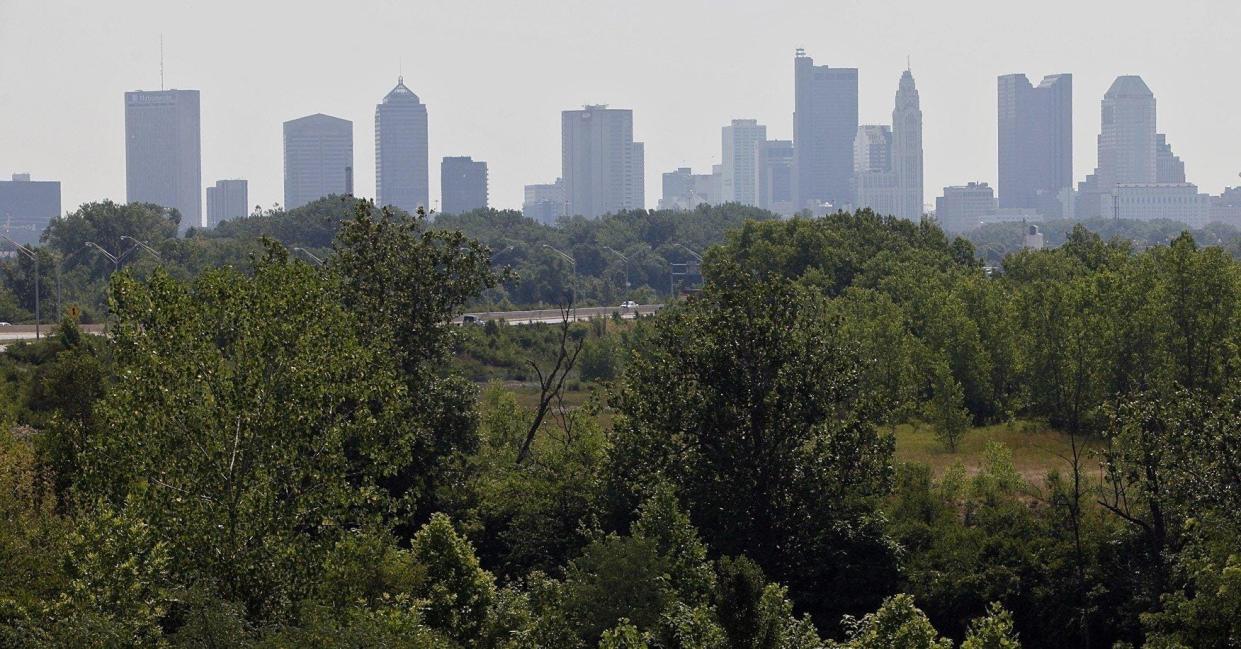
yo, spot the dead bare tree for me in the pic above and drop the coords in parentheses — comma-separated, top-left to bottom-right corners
(516, 302, 584, 465)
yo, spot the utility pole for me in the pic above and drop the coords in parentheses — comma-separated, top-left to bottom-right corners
(0, 234, 40, 339)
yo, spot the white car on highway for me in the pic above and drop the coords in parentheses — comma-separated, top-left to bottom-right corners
(619, 301, 638, 309)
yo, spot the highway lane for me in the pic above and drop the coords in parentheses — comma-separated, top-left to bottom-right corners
(454, 304, 663, 325)
(0, 305, 662, 348)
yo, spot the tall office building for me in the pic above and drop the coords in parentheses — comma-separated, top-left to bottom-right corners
(1076, 76, 1158, 218)
(283, 114, 353, 210)
(891, 69, 924, 220)
(523, 179, 565, 225)
(561, 105, 644, 218)
(375, 77, 429, 213)
(853, 125, 898, 216)
(721, 119, 766, 205)
(997, 73, 1072, 218)
(852, 69, 923, 220)
(0, 173, 60, 245)
(440, 156, 488, 214)
(125, 89, 202, 228)
(793, 49, 858, 210)
(756, 140, 795, 216)
(205, 179, 249, 227)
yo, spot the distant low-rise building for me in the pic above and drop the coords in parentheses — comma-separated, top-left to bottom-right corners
(1113, 183, 1212, 228)
(659, 167, 719, 211)
(1024, 223, 1045, 250)
(1211, 187, 1241, 227)
(935, 182, 997, 234)
(523, 179, 565, 225)
(205, 179, 248, 227)
(0, 173, 61, 245)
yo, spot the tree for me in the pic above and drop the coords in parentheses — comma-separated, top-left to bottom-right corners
(609, 262, 897, 625)
(838, 594, 953, 649)
(331, 201, 502, 523)
(926, 358, 970, 451)
(961, 603, 1022, 649)
(409, 513, 496, 645)
(76, 249, 410, 621)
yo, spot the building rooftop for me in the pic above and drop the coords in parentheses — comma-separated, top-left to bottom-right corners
(1105, 75, 1153, 99)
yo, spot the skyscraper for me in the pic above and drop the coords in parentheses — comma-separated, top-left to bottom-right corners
(125, 89, 202, 228)
(205, 179, 248, 227)
(756, 140, 795, 216)
(283, 114, 353, 210)
(1076, 76, 1158, 218)
(721, 119, 766, 205)
(891, 69, 924, 221)
(852, 125, 898, 216)
(440, 156, 488, 214)
(997, 73, 1072, 218)
(1097, 76, 1157, 188)
(375, 77, 429, 213)
(793, 49, 858, 210)
(0, 173, 60, 245)
(852, 69, 923, 221)
(561, 105, 644, 218)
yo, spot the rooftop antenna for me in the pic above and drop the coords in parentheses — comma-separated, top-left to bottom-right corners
(159, 34, 164, 90)
(398, 57, 403, 84)
(906, 54, 911, 71)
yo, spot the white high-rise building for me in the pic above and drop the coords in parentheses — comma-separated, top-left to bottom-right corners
(891, 69, 924, 221)
(125, 89, 202, 228)
(721, 119, 766, 205)
(283, 114, 353, 210)
(561, 105, 644, 218)
(375, 77, 429, 213)
(852, 70, 923, 220)
(1077, 76, 1158, 218)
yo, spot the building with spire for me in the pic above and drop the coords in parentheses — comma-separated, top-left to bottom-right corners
(375, 77, 429, 213)
(852, 69, 923, 221)
(891, 68, 924, 220)
(997, 73, 1072, 218)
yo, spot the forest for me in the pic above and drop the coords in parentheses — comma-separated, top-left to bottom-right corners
(0, 200, 1239, 648)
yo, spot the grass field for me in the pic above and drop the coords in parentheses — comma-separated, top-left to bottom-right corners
(892, 420, 1101, 482)
(494, 383, 1090, 484)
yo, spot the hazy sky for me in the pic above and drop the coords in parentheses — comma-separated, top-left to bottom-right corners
(1, 0, 1238, 217)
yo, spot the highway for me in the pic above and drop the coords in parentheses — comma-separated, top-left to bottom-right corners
(0, 305, 662, 348)
(454, 304, 663, 325)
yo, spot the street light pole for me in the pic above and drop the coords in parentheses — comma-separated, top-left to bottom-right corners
(56, 244, 92, 321)
(541, 244, 577, 304)
(0, 234, 40, 340)
(292, 247, 325, 266)
(603, 246, 631, 288)
(120, 235, 163, 263)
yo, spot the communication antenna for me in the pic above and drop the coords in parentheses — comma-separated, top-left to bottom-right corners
(159, 34, 164, 90)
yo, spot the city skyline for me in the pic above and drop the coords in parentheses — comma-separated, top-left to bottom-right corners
(2, 0, 1238, 216)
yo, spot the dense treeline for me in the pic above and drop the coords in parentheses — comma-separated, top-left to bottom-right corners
(1, 204, 1239, 647)
(0, 198, 776, 323)
(967, 217, 1241, 265)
